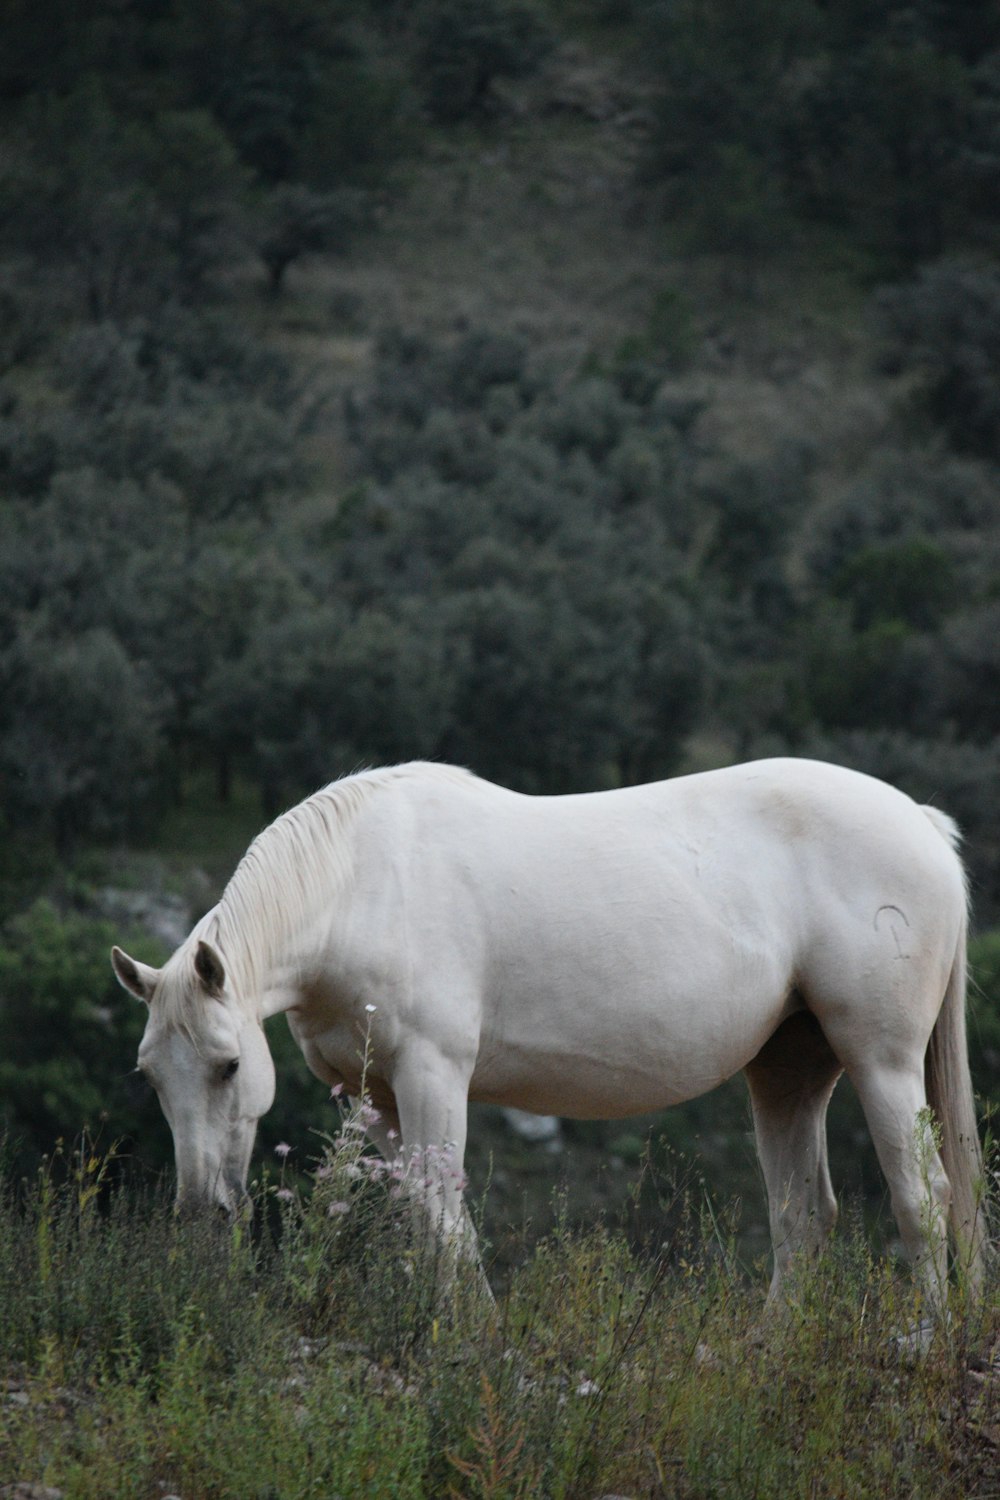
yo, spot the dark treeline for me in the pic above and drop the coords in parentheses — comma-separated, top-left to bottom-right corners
(2, 0, 1000, 1175)
(643, 0, 1000, 275)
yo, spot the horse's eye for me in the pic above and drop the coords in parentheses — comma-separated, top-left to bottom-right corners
(221, 1058, 240, 1082)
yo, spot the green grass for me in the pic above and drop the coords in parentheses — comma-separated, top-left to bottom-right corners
(2, 1125, 997, 1500)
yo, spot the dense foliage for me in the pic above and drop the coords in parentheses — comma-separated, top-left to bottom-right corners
(643, 0, 1000, 275)
(1, 0, 997, 857)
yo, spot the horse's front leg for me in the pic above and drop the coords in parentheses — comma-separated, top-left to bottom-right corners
(360, 1104, 403, 1166)
(389, 1038, 487, 1294)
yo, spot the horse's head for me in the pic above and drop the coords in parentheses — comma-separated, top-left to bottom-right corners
(111, 938, 275, 1217)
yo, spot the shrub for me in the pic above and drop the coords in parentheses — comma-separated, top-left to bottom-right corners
(878, 259, 1000, 460)
(0, 900, 170, 1156)
(831, 536, 958, 631)
(415, 0, 553, 122)
(0, 629, 165, 848)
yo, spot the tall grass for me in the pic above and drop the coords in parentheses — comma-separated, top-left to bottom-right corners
(1, 1122, 997, 1499)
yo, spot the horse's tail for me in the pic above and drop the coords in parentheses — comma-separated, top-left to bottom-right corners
(922, 806, 990, 1291)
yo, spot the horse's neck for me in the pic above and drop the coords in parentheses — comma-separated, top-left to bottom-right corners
(210, 786, 362, 1012)
(251, 914, 335, 1021)
(253, 949, 303, 1019)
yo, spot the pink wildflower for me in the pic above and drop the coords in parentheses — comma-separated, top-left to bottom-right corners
(274, 1142, 291, 1159)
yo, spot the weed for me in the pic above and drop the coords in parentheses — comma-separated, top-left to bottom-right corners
(0, 1129, 998, 1498)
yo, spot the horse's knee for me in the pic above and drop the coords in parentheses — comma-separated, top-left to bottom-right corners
(776, 1195, 836, 1256)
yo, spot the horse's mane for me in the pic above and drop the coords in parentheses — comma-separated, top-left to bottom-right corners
(160, 762, 473, 1026)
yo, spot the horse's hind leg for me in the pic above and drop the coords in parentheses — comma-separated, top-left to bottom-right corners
(745, 1011, 843, 1302)
(844, 1058, 951, 1317)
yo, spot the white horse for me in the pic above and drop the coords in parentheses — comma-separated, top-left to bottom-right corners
(112, 758, 987, 1311)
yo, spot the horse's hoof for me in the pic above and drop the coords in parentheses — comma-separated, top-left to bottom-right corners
(891, 1319, 937, 1359)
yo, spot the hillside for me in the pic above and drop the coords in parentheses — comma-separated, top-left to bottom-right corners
(278, 36, 889, 539)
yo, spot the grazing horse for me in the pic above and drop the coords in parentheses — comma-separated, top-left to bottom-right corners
(112, 758, 987, 1311)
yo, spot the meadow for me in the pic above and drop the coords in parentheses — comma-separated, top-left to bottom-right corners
(2, 1112, 998, 1500)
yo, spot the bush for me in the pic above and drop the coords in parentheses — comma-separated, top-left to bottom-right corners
(415, 0, 553, 122)
(804, 449, 997, 584)
(878, 259, 1000, 460)
(0, 629, 165, 848)
(0, 901, 165, 1174)
(831, 536, 958, 631)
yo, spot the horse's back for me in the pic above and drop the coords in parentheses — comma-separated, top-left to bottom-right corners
(355, 757, 965, 963)
(372, 756, 962, 908)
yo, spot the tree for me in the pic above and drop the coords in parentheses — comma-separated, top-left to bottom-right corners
(258, 184, 370, 296)
(190, 605, 345, 811)
(0, 901, 168, 1177)
(0, 628, 164, 848)
(144, 108, 249, 296)
(192, 597, 465, 814)
(680, 143, 790, 287)
(797, 28, 975, 266)
(1, 80, 249, 317)
(415, 0, 553, 122)
(831, 537, 957, 631)
(643, 0, 818, 254)
(878, 259, 1000, 460)
(2, 79, 164, 319)
(788, 602, 948, 739)
(943, 603, 1000, 739)
(165, 0, 406, 186)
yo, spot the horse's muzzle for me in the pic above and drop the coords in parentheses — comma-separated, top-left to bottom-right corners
(174, 1179, 252, 1223)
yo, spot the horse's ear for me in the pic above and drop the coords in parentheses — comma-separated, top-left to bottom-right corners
(111, 946, 160, 1004)
(194, 939, 226, 998)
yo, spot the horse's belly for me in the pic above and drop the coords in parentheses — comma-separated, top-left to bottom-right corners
(468, 961, 794, 1120)
(469, 1053, 746, 1118)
